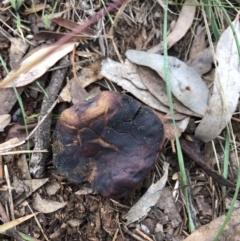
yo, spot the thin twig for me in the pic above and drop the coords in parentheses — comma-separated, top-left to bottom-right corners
(4, 165, 14, 220)
(26, 201, 49, 241)
(0, 150, 48, 156)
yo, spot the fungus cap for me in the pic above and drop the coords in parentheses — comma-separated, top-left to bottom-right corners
(53, 91, 164, 199)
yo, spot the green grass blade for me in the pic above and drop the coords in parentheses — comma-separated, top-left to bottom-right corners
(36, 81, 49, 98)
(100, 0, 114, 24)
(163, 0, 195, 233)
(222, 125, 230, 194)
(203, 0, 221, 40)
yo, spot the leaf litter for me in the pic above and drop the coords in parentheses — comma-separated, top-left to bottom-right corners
(3, 42, 78, 88)
(1, 1, 240, 240)
(195, 16, 240, 142)
(126, 50, 210, 116)
(123, 162, 169, 225)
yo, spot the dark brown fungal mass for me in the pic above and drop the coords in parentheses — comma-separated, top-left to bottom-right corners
(53, 91, 164, 199)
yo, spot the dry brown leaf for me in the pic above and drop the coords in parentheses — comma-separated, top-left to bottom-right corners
(156, 187, 182, 228)
(33, 31, 89, 41)
(123, 162, 169, 225)
(187, 27, 214, 75)
(137, 66, 198, 116)
(101, 58, 170, 113)
(58, 82, 72, 103)
(195, 195, 212, 216)
(187, 47, 213, 75)
(183, 208, 240, 241)
(45, 181, 61, 196)
(167, 0, 197, 48)
(157, 113, 190, 141)
(15, 178, 49, 206)
(0, 114, 11, 131)
(0, 138, 20, 153)
(32, 193, 66, 213)
(51, 17, 96, 35)
(23, 4, 51, 14)
(5, 124, 28, 146)
(195, 16, 240, 142)
(23, 179, 49, 193)
(0, 88, 24, 115)
(189, 26, 207, 59)
(16, 155, 31, 180)
(149, 0, 197, 53)
(9, 38, 29, 69)
(126, 50, 209, 116)
(3, 42, 78, 88)
(70, 78, 89, 104)
(75, 187, 94, 196)
(78, 59, 103, 88)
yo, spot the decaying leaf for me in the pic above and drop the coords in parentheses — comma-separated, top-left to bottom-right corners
(195, 17, 240, 142)
(33, 32, 89, 42)
(180, 136, 235, 188)
(51, 17, 96, 35)
(0, 114, 11, 132)
(70, 78, 89, 104)
(166, 0, 197, 49)
(137, 66, 197, 116)
(0, 138, 20, 153)
(75, 187, 94, 196)
(32, 193, 66, 213)
(15, 178, 49, 206)
(123, 162, 169, 225)
(126, 50, 210, 116)
(187, 24, 213, 75)
(23, 4, 51, 14)
(45, 181, 61, 196)
(187, 47, 213, 75)
(101, 58, 170, 113)
(0, 88, 24, 115)
(3, 42, 78, 88)
(188, 26, 207, 59)
(161, 116, 190, 141)
(101, 58, 146, 90)
(5, 123, 27, 142)
(195, 195, 212, 216)
(58, 82, 72, 103)
(16, 155, 31, 180)
(149, 0, 197, 53)
(183, 208, 240, 241)
(156, 187, 182, 228)
(78, 58, 104, 88)
(9, 38, 29, 69)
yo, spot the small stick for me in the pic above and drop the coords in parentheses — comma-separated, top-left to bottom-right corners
(135, 228, 154, 241)
(30, 57, 69, 178)
(0, 156, 3, 179)
(122, 226, 146, 241)
(4, 165, 15, 220)
(112, 229, 119, 241)
(26, 201, 49, 241)
(0, 149, 48, 155)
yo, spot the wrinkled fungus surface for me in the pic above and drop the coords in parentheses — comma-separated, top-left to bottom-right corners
(53, 91, 164, 199)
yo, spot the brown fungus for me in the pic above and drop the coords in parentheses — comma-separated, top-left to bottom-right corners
(53, 91, 164, 199)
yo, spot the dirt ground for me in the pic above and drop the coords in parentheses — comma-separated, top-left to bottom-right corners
(0, 0, 239, 240)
